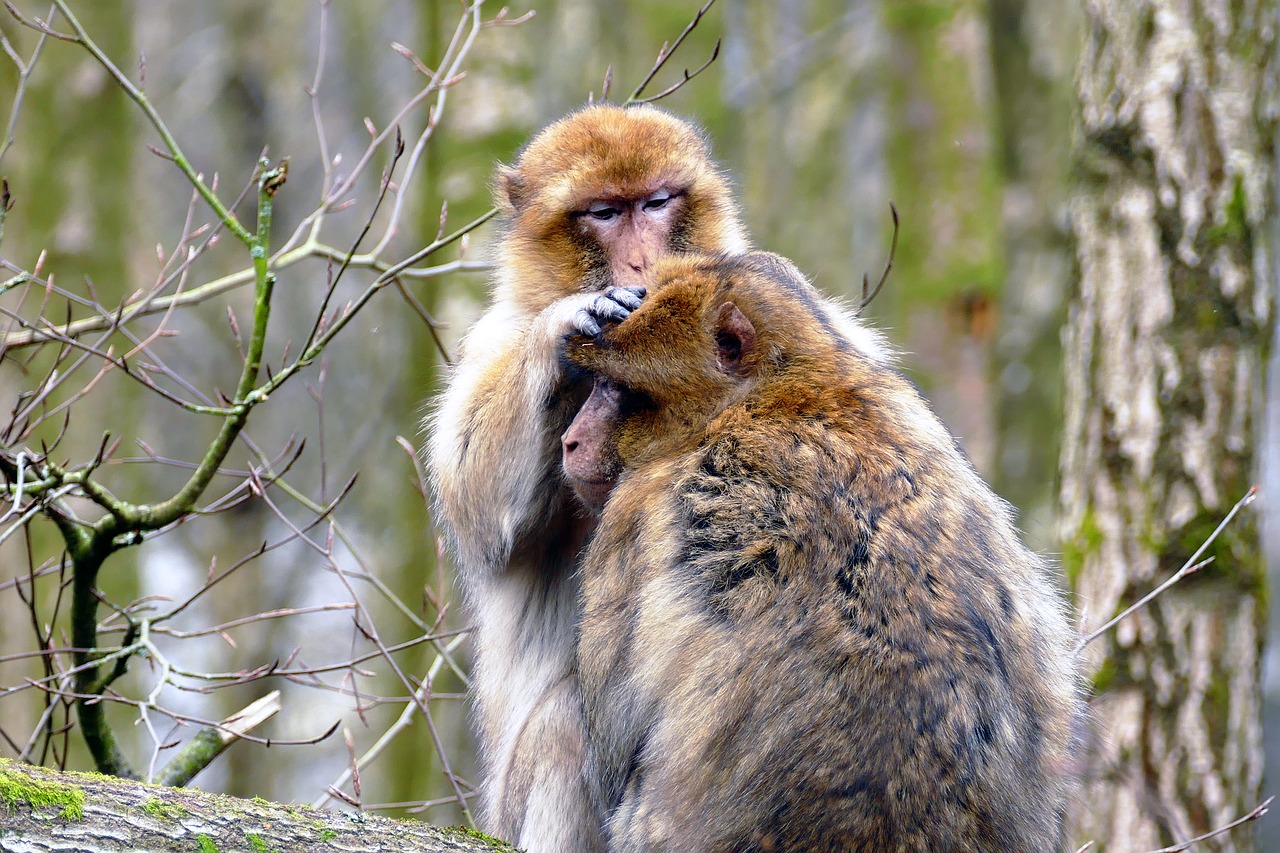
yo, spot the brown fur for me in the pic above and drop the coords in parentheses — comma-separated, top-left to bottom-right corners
(427, 104, 746, 851)
(565, 252, 1082, 853)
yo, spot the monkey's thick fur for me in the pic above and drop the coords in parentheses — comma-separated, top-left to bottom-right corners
(566, 252, 1083, 853)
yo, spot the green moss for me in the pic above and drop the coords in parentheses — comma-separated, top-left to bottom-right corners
(1136, 523, 1166, 553)
(1090, 655, 1120, 694)
(1203, 668, 1231, 749)
(246, 833, 273, 852)
(142, 796, 187, 821)
(196, 835, 219, 853)
(1061, 507, 1104, 587)
(0, 762, 85, 821)
(1169, 510, 1263, 592)
(1205, 173, 1248, 246)
(319, 828, 337, 842)
(447, 825, 519, 850)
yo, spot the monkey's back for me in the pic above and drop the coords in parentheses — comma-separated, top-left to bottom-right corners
(578, 362, 1081, 853)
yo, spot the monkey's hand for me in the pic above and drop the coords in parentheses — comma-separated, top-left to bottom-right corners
(571, 285, 646, 337)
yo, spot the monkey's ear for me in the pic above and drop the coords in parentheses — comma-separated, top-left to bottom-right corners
(495, 165, 526, 214)
(714, 302, 756, 376)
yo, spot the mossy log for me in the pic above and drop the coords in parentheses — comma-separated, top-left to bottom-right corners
(0, 760, 512, 853)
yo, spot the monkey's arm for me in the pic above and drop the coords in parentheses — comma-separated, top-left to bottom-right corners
(428, 287, 643, 578)
(429, 298, 579, 578)
(492, 674, 606, 853)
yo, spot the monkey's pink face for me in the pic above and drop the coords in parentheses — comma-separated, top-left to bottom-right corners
(574, 189, 685, 290)
(561, 376, 626, 513)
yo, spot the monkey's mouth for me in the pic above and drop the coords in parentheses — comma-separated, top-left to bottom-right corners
(570, 479, 614, 514)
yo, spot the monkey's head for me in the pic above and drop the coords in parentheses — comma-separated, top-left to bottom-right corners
(494, 104, 748, 314)
(561, 252, 849, 512)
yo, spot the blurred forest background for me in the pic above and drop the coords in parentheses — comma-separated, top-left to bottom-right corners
(0, 0, 1276, 849)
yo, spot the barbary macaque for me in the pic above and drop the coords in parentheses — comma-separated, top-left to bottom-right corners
(562, 252, 1082, 852)
(426, 104, 748, 850)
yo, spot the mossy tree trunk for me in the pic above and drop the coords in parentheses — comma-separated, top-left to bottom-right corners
(1062, 0, 1276, 849)
(0, 759, 512, 852)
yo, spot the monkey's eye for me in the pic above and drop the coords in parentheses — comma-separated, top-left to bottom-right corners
(643, 190, 672, 211)
(587, 203, 621, 222)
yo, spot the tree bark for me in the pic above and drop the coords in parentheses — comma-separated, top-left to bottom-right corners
(1062, 1, 1276, 850)
(0, 760, 510, 853)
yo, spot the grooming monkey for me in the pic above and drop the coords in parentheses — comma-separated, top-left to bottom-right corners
(427, 104, 748, 849)
(562, 253, 1082, 852)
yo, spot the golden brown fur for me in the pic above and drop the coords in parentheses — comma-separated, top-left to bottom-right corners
(564, 252, 1082, 852)
(427, 104, 747, 851)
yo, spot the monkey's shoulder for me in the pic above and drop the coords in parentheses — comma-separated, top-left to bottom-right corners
(661, 417, 875, 616)
(674, 411, 919, 541)
(669, 413, 1051, 630)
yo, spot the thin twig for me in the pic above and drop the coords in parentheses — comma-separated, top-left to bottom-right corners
(1144, 796, 1273, 853)
(628, 0, 718, 102)
(859, 202, 898, 312)
(0, 3, 55, 165)
(1074, 486, 1259, 655)
(631, 39, 721, 105)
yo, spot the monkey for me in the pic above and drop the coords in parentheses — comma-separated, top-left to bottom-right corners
(426, 103, 749, 850)
(561, 252, 1083, 853)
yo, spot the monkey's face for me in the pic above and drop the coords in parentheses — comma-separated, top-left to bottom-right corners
(493, 104, 748, 311)
(560, 376, 632, 513)
(560, 375, 685, 514)
(571, 189, 686, 291)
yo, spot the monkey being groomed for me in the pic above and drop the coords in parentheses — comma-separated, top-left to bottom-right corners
(562, 252, 1083, 853)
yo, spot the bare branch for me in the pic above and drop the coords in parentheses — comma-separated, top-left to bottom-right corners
(1074, 486, 1259, 654)
(859, 202, 899, 312)
(0, 3, 55, 166)
(1144, 796, 1273, 852)
(631, 38, 721, 105)
(154, 691, 282, 787)
(627, 0, 718, 103)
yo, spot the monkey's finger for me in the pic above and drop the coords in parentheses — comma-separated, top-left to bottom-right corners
(609, 286, 646, 310)
(591, 296, 632, 323)
(573, 309, 602, 337)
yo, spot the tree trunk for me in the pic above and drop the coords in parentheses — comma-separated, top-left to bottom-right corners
(1062, 1, 1276, 850)
(0, 760, 510, 853)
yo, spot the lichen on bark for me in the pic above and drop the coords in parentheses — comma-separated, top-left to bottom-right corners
(1063, 0, 1276, 850)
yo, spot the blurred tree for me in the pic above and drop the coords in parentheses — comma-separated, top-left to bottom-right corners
(1063, 0, 1276, 850)
(987, 0, 1079, 539)
(881, 0, 1004, 476)
(0, 0, 141, 770)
